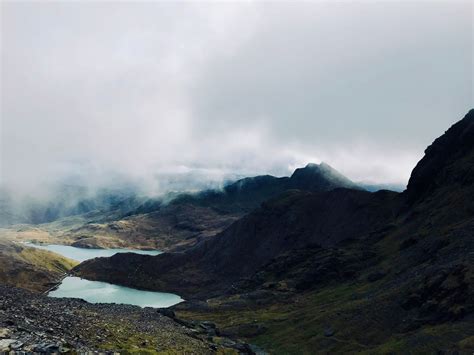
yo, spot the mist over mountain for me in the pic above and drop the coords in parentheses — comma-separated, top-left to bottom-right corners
(1, 1, 472, 353)
(357, 182, 406, 193)
(2, 1, 470, 205)
(0, 169, 243, 226)
(0, 162, 359, 228)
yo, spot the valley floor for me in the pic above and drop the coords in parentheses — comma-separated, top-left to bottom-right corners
(0, 202, 240, 252)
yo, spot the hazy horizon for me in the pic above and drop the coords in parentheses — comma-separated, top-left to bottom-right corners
(1, 1, 472, 200)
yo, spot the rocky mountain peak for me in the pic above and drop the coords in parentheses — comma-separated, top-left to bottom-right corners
(290, 162, 357, 190)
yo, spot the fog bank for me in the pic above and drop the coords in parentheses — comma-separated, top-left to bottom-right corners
(1, 1, 472, 201)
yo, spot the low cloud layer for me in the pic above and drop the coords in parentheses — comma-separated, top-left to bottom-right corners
(1, 1, 472, 198)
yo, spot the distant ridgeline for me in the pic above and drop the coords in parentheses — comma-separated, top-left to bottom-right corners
(1, 162, 365, 227)
(159, 162, 360, 214)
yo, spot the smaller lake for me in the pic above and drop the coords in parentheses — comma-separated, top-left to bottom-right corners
(49, 276, 183, 308)
(24, 242, 162, 262)
(24, 242, 181, 308)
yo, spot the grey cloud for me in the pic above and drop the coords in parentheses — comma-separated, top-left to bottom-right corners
(192, 2, 472, 146)
(1, 1, 472, 200)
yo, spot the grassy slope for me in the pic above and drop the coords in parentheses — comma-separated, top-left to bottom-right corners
(178, 281, 473, 354)
(0, 240, 78, 292)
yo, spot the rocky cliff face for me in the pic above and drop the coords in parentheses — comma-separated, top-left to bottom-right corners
(396, 109, 474, 238)
(406, 109, 474, 204)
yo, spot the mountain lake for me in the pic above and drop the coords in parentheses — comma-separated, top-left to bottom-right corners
(25, 242, 184, 308)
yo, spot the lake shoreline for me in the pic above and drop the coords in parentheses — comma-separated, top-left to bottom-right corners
(50, 276, 184, 308)
(24, 242, 182, 308)
(42, 272, 69, 295)
(24, 241, 163, 262)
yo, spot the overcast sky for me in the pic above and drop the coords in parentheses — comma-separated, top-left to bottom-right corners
(1, 1, 472, 197)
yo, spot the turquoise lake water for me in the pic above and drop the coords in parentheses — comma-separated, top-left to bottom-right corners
(24, 242, 162, 262)
(25, 242, 183, 308)
(49, 276, 184, 308)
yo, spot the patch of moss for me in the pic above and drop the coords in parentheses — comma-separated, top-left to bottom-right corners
(178, 278, 474, 354)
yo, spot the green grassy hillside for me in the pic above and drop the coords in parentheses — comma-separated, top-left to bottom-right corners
(0, 240, 78, 292)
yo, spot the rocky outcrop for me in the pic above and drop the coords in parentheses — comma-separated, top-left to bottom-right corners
(405, 109, 474, 204)
(402, 263, 473, 322)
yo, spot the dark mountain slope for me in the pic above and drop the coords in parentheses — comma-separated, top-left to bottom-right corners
(406, 109, 474, 204)
(75, 188, 400, 298)
(195, 188, 398, 278)
(376, 110, 474, 324)
(399, 109, 474, 235)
